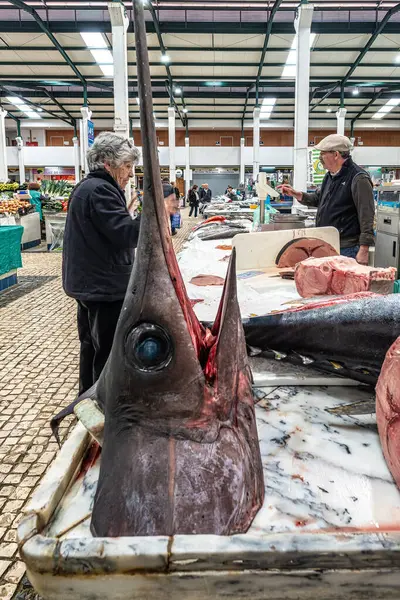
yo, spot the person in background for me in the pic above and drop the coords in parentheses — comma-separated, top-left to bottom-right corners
(188, 184, 200, 217)
(163, 178, 178, 236)
(199, 182, 212, 204)
(28, 181, 43, 220)
(171, 181, 180, 202)
(277, 134, 374, 265)
(225, 185, 237, 201)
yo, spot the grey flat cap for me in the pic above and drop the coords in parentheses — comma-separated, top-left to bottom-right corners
(315, 134, 353, 152)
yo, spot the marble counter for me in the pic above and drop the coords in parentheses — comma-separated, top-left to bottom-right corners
(18, 379, 400, 599)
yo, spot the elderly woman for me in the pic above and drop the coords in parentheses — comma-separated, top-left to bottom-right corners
(62, 132, 142, 395)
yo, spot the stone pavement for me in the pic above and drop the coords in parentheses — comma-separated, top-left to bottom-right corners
(0, 212, 197, 600)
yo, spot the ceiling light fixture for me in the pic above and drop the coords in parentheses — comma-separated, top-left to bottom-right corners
(174, 87, 182, 95)
(281, 33, 316, 79)
(372, 97, 400, 120)
(352, 88, 359, 96)
(6, 96, 41, 119)
(81, 31, 113, 77)
(395, 54, 400, 64)
(326, 107, 332, 113)
(6, 96, 23, 105)
(161, 53, 171, 63)
(182, 108, 188, 113)
(260, 97, 277, 120)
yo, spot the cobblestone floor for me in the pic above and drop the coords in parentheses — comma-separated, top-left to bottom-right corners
(0, 212, 197, 600)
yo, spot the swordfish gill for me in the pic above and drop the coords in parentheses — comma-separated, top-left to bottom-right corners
(51, 0, 264, 537)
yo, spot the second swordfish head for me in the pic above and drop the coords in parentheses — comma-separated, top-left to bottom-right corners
(90, 0, 264, 537)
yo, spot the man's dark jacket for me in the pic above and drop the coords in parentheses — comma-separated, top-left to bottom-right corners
(199, 187, 212, 202)
(62, 169, 140, 302)
(301, 157, 374, 248)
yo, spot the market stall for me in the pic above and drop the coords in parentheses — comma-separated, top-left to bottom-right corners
(0, 224, 23, 292)
(0, 185, 41, 249)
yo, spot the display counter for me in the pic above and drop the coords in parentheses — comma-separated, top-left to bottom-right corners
(19, 212, 41, 249)
(0, 225, 23, 292)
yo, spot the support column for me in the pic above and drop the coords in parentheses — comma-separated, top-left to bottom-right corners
(109, 2, 129, 139)
(184, 136, 190, 199)
(73, 136, 81, 183)
(240, 136, 245, 185)
(0, 109, 8, 182)
(293, 3, 314, 212)
(80, 106, 92, 175)
(108, 2, 131, 201)
(253, 107, 260, 183)
(336, 107, 347, 136)
(168, 107, 176, 183)
(15, 136, 25, 184)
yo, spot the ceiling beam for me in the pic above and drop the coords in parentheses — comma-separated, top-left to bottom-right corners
(4, 75, 400, 85)
(7, 0, 87, 104)
(350, 90, 386, 136)
(342, 3, 400, 86)
(1, 46, 400, 54)
(146, 1, 187, 129)
(2, 60, 400, 68)
(255, 0, 284, 104)
(310, 2, 400, 109)
(1, 20, 400, 35)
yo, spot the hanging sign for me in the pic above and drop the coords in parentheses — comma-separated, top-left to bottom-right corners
(88, 120, 95, 147)
(308, 147, 326, 185)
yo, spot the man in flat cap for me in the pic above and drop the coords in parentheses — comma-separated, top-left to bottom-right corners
(278, 134, 374, 265)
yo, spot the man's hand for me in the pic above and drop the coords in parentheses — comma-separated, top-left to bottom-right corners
(164, 193, 180, 215)
(356, 245, 369, 265)
(276, 184, 303, 202)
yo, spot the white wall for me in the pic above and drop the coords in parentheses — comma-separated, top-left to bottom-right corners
(5, 144, 400, 170)
(7, 146, 75, 167)
(352, 146, 400, 168)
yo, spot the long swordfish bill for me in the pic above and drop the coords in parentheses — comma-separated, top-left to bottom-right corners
(88, 0, 264, 537)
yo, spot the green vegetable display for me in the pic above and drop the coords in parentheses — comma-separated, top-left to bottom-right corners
(40, 179, 74, 198)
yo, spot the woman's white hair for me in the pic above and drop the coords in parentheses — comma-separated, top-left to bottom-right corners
(87, 131, 140, 172)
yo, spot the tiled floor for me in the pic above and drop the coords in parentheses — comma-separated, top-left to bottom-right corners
(0, 210, 198, 600)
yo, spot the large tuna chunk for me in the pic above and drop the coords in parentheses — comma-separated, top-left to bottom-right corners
(376, 337, 400, 489)
(294, 256, 396, 298)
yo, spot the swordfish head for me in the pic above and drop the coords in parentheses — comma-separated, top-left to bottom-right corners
(90, 0, 264, 537)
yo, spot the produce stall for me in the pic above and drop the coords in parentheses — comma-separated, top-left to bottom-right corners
(0, 225, 23, 292)
(0, 186, 41, 249)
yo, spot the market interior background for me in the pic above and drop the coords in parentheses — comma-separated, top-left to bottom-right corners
(2, 0, 400, 598)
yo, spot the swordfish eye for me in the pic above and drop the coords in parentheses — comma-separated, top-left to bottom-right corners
(126, 323, 173, 372)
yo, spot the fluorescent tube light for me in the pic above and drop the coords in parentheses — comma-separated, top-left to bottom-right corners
(81, 31, 113, 77)
(6, 96, 41, 119)
(371, 98, 400, 120)
(80, 32, 107, 48)
(281, 33, 316, 79)
(6, 96, 24, 105)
